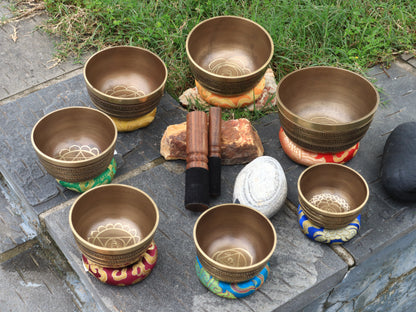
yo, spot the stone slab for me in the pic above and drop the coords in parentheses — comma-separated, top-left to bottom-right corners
(0, 243, 97, 311)
(0, 177, 36, 253)
(42, 163, 347, 312)
(0, 74, 187, 214)
(340, 62, 416, 264)
(303, 228, 416, 312)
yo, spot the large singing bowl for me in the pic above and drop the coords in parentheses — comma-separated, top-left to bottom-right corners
(186, 16, 273, 96)
(69, 184, 159, 268)
(84, 46, 167, 119)
(298, 163, 369, 229)
(31, 106, 117, 182)
(277, 66, 379, 153)
(194, 204, 276, 283)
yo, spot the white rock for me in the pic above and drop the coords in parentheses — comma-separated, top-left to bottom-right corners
(233, 156, 287, 218)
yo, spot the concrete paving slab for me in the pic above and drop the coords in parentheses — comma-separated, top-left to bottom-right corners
(42, 164, 347, 312)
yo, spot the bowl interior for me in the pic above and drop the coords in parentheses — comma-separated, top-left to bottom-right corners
(71, 185, 158, 250)
(85, 47, 166, 99)
(299, 164, 368, 214)
(278, 67, 378, 125)
(187, 17, 272, 77)
(32, 107, 116, 162)
(195, 204, 275, 268)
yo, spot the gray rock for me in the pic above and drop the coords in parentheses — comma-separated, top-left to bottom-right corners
(233, 156, 287, 218)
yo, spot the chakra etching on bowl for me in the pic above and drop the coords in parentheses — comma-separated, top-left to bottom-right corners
(310, 193, 350, 213)
(212, 247, 253, 267)
(56, 144, 100, 161)
(208, 58, 251, 77)
(105, 85, 146, 98)
(88, 223, 141, 249)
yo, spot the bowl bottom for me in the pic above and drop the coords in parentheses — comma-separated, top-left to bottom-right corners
(87, 222, 142, 249)
(211, 246, 254, 268)
(104, 84, 146, 98)
(195, 256, 270, 299)
(82, 241, 157, 286)
(55, 143, 100, 161)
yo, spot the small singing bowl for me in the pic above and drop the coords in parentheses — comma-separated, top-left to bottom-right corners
(277, 66, 379, 153)
(84, 46, 168, 119)
(31, 106, 117, 182)
(69, 184, 159, 268)
(186, 16, 273, 96)
(298, 163, 369, 230)
(193, 204, 276, 283)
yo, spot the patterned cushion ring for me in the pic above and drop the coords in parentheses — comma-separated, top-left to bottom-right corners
(297, 205, 360, 244)
(195, 256, 270, 299)
(195, 77, 265, 109)
(279, 128, 359, 166)
(57, 158, 116, 193)
(82, 241, 158, 286)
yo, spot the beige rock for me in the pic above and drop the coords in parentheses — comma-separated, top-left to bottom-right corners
(160, 119, 264, 165)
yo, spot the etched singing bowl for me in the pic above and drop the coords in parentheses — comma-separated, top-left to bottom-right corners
(186, 16, 273, 96)
(31, 106, 117, 182)
(298, 163, 369, 230)
(277, 66, 379, 153)
(194, 204, 276, 283)
(69, 184, 159, 268)
(84, 46, 167, 119)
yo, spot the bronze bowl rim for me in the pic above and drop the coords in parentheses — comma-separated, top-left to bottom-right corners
(297, 163, 369, 217)
(276, 66, 380, 131)
(69, 184, 160, 254)
(185, 15, 274, 81)
(193, 203, 277, 273)
(30, 106, 117, 167)
(83, 45, 168, 103)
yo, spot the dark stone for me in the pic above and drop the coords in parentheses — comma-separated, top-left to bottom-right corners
(381, 122, 416, 201)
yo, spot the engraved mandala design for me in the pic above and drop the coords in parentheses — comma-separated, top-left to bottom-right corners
(88, 223, 140, 248)
(310, 193, 350, 213)
(56, 145, 100, 161)
(105, 85, 145, 98)
(208, 58, 251, 77)
(212, 247, 253, 267)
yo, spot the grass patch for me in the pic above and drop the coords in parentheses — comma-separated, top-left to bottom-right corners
(10, 1, 416, 105)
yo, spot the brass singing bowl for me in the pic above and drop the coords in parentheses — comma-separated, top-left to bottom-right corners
(84, 46, 168, 119)
(186, 16, 273, 96)
(69, 184, 159, 268)
(31, 106, 117, 182)
(298, 163, 369, 230)
(277, 66, 379, 153)
(193, 204, 276, 283)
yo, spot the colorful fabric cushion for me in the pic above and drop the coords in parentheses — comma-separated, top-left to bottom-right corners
(297, 205, 360, 244)
(195, 256, 270, 299)
(195, 77, 265, 109)
(82, 241, 158, 286)
(57, 158, 116, 193)
(110, 108, 157, 132)
(279, 128, 359, 166)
